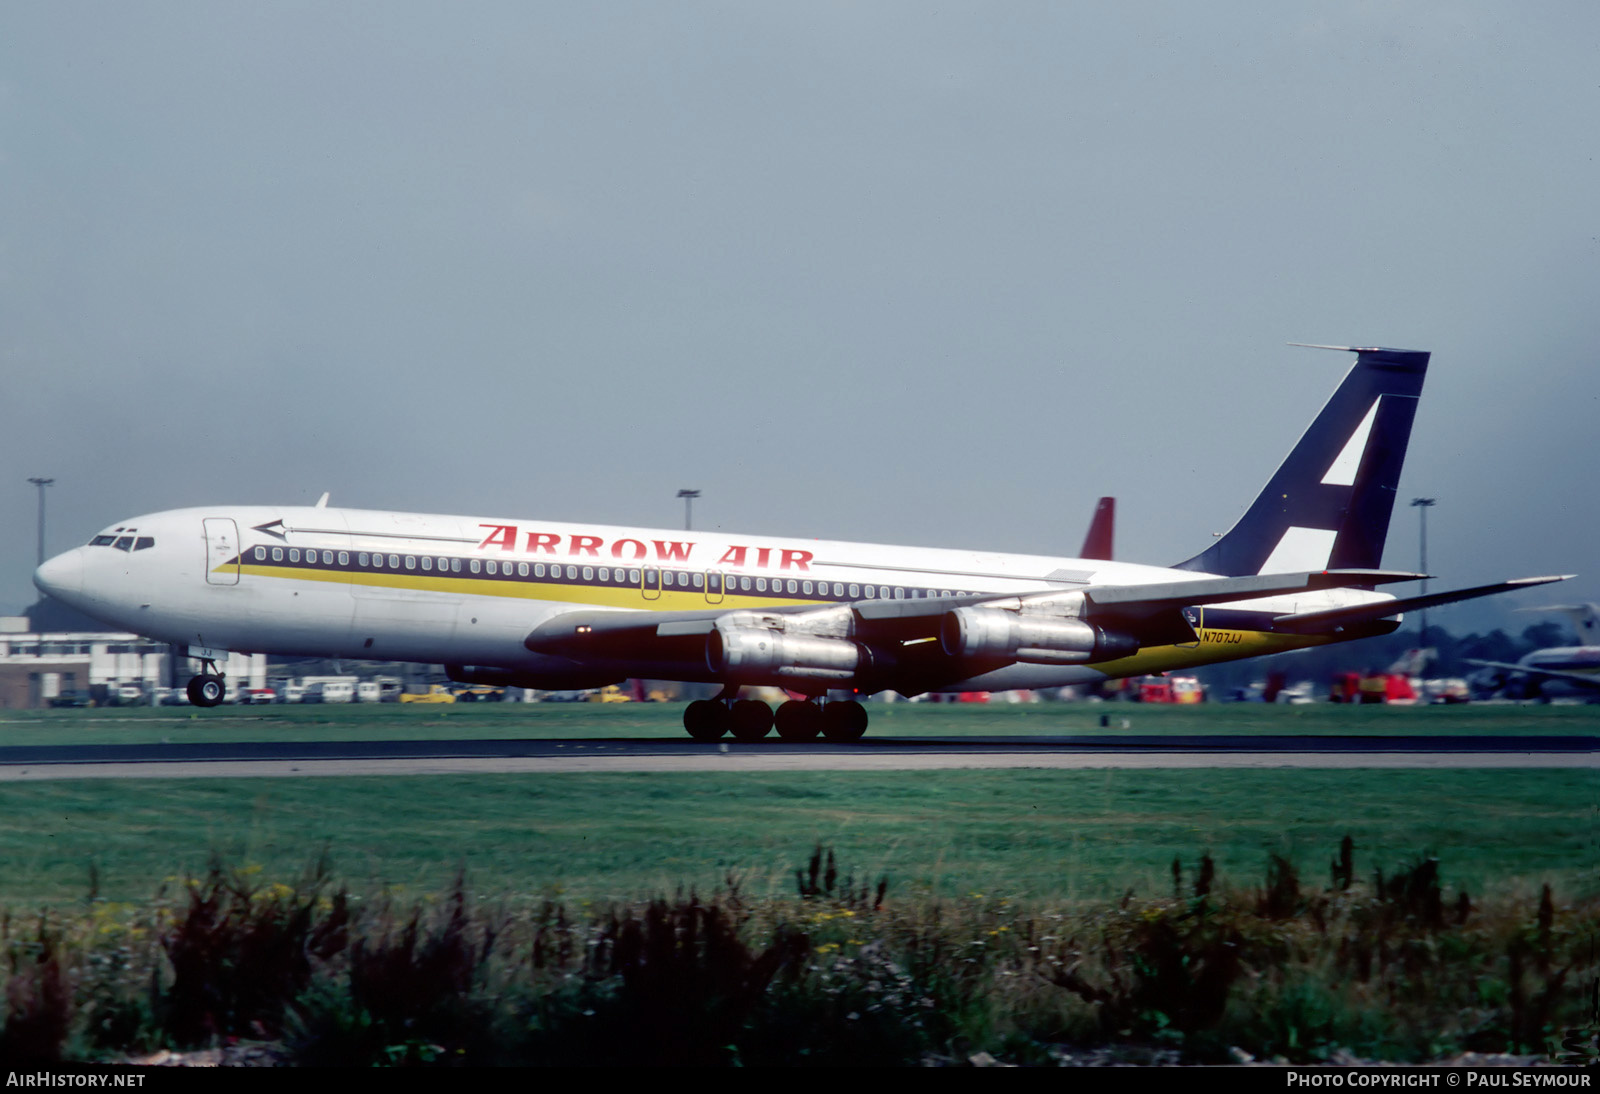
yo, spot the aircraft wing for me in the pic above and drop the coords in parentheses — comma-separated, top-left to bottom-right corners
(524, 595, 993, 657)
(1271, 576, 1573, 635)
(1463, 658, 1600, 691)
(524, 569, 1426, 662)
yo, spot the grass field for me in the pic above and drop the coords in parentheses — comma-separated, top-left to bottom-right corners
(0, 703, 1593, 910)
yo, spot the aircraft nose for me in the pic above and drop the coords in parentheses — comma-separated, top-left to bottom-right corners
(33, 549, 84, 600)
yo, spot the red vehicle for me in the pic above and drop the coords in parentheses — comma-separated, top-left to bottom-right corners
(1132, 675, 1203, 703)
(1331, 672, 1415, 704)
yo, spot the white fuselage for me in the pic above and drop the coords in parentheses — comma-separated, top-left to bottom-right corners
(35, 505, 1390, 692)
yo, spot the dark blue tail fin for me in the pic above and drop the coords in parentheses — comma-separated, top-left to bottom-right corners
(1175, 346, 1429, 577)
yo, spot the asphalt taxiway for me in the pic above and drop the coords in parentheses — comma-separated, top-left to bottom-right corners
(0, 734, 1593, 780)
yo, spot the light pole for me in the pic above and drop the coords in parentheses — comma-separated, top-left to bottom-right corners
(1411, 497, 1436, 640)
(27, 478, 54, 566)
(677, 489, 700, 532)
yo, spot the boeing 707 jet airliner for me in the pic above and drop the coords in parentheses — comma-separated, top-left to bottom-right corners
(1467, 604, 1600, 700)
(34, 346, 1567, 740)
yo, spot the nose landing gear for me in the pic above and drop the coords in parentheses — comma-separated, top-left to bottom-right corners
(185, 658, 227, 707)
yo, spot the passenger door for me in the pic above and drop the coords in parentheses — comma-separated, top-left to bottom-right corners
(203, 518, 240, 586)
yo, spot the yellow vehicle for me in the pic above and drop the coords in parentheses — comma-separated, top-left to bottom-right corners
(398, 685, 456, 704)
(450, 684, 506, 702)
(585, 685, 632, 703)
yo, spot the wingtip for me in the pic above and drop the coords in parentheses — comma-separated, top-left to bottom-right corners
(1286, 342, 1425, 353)
(1322, 569, 1431, 584)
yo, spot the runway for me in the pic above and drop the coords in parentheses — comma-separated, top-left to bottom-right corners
(0, 734, 1593, 780)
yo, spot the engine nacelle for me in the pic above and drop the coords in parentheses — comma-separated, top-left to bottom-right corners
(706, 622, 864, 680)
(940, 607, 1139, 664)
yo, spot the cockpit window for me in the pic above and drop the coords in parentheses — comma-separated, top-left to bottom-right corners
(90, 532, 153, 551)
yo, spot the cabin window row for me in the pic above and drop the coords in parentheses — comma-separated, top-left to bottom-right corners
(246, 545, 974, 602)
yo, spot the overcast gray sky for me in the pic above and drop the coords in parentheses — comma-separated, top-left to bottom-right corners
(3, 2, 1597, 629)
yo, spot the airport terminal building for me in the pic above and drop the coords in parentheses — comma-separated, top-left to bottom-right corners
(0, 599, 264, 709)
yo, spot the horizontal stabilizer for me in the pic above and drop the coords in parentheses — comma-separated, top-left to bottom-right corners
(1079, 569, 1422, 617)
(1272, 576, 1573, 635)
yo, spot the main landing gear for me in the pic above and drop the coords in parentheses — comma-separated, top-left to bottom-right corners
(186, 659, 227, 708)
(682, 693, 869, 743)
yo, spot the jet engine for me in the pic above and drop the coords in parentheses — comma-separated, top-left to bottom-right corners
(705, 610, 866, 680)
(940, 606, 1138, 664)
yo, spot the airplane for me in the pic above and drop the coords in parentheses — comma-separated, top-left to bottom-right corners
(33, 345, 1569, 741)
(1519, 603, 1600, 643)
(1466, 604, 1600, 700)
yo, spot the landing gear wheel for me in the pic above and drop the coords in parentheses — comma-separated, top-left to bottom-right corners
(187, 674, 226, 708)
(729, 700, 774, 742)
(821, 700, 868, 742)
(683, 699, 730, 741)
(775, 700, 823, 741)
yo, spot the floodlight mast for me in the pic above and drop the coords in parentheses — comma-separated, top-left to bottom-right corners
(677, 489, 701, 532)
(27, 478, 53, 567)
(1411, 497, 1437, 638)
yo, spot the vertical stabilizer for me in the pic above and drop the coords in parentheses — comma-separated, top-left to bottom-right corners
(1079, 497, 1115, 561)
(1517, 604, 1600, 644)
(1176, 346, 1429, 577)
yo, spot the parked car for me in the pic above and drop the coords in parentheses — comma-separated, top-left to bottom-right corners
(398, 685, 456, 704)
(304, 680, 354, 703)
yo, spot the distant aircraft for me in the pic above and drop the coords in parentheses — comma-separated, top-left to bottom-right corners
(1381, 647, 1470, 704)
(1466, 604, 1600, 700)
(1079, 497, 1115, 561)
(1522, 603, 1600, 643)
(34, 345, 1567, 740)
